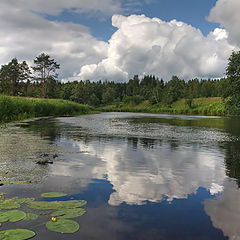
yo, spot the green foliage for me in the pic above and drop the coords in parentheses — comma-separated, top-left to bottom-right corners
(0, 229, 35, 240)
(99, 97, 226, 116)
(0, 58, 31, 96)
(46, 219, 79, 234)
(23, 213, 38, 221)
(51, 208, 86, 219)
(0, 192, 86, 237)
(225, 51, 240, 114)
(41, 192, 67, 198)
(123, 95, 144, 105)
(0, 210, 26, 223)
(32, 53, 60, 98)
(0, 199, 20, 210)
(0, 95, 91, 123)
(27, 200, 87, 210)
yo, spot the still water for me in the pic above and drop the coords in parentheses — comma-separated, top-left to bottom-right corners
(1, 112, 240, 239)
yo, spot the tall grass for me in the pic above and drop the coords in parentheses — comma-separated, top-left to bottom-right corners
(98, 97, 227, 116)
(0, 95, 91, 123)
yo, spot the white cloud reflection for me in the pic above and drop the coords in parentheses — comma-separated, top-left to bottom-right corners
(51, 136, 226, 206)
(204, 179, 240, 240)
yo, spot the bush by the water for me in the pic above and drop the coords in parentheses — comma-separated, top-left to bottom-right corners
(0, 95, 90, 123)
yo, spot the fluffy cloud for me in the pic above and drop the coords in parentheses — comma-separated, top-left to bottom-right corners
(1, 0, 239, 82)
(0, 0, 113, 79)
(208, 0, 240, 47)
(77, 14, 237, 82)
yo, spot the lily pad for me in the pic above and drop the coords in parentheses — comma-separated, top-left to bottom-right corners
(0, 210, 26, 223)
(0, 199, 20, 210)
(41, 192, 67, 198)
(24, 213, 38, 221)
(51, 208, 86, 219)
(0, 193, 4, 199)
(46, 219, 79, 233)
(0, 213, 8, 223)
(0, 181, 25, 186)
(28, 200, 87, 210)
(0, 229, 35, 240)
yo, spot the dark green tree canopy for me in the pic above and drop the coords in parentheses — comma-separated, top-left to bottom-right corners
(0, 58, 31, 96)
(32, 53, 60, 98)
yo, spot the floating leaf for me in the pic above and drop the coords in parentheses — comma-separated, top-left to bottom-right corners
(0, 181, 25, 186)
(28, 200, 87, 210)
(15, 198, 35, 204)
(0, 193, 4, 199)
(0, 229, 35, 240)
(24, 213, 38, 221)
(58, 200, 87, 209)
(0, 213, 8, 223)
(51, 208, 86, 219)
(41, 192, 67, 198)
(0, 210, 26, 223)
(46, 219, 79, 233)
(0, 199, 20, 210)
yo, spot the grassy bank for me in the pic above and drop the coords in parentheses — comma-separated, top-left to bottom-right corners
(98, 97, 227, 116)
(0, 95, 91, 123)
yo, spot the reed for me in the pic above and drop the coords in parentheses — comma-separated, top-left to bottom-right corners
(0, 95, 91, 123)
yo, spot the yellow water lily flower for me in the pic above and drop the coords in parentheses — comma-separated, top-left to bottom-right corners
(52, 217, 57, 222)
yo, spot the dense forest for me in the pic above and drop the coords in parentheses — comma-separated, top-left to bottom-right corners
(0, 51, 240, 114)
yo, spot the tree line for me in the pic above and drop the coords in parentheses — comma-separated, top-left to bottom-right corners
(1, 51, 240, 114)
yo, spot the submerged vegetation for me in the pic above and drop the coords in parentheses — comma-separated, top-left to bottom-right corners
(0, 95, 91, 123)
(0, 191, 87, 239)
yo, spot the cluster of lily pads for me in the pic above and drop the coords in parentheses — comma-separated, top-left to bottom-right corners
(0, 192, 87, 239)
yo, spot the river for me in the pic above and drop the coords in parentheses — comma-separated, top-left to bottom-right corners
(1, 112, 240, 239)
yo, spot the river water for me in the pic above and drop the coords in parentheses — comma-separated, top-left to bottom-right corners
(1, 112, 240, 239)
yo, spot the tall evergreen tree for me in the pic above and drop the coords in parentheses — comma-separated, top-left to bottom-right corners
(0, 58, 31, 96)
(32, 53, 60, 98)
(226, 51, 240, 114)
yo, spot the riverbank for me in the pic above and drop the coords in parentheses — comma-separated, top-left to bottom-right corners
(0, 95, 91, 123)
(98, 97, 227, 116)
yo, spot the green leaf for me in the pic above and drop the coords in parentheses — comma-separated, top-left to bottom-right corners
(0, 181, 25, 186)
(51, 208, 86, 219)
(41, 192, 67, 198)
(28, 200, 87, 210)
(0, 229, 35, 240)
(1, 210, 26, 223)
(0, 213, 8, 223)
(46, 219, 79, 233)
(0, 199, 20, 210)
(23, 213, 38, 221)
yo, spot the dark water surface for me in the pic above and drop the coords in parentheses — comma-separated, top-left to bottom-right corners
(1, 112, 240, 239)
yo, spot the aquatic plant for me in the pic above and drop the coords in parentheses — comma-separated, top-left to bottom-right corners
(51, 207, 86, 219)
(0, 210, 26, 223)
(41, 192, 67, 198)
(46, 219, 79, 233)
(0, 192, 87, 237)
(0, 229, 35, 240)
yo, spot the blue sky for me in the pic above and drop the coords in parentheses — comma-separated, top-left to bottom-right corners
(0, 0, 239, 81)
(46, 0, 219, 41)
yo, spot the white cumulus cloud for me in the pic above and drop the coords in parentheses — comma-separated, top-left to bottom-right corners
(0, 0, 110, 79)
(208, 0, 240, 47)
(77, 14, 237, 82)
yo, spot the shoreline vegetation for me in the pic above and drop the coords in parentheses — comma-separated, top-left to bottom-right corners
(98, 97, 226, 116)
(0, 95, 91, 123)
(1, 51, 240, 123)
(0, 95, 228, 124)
